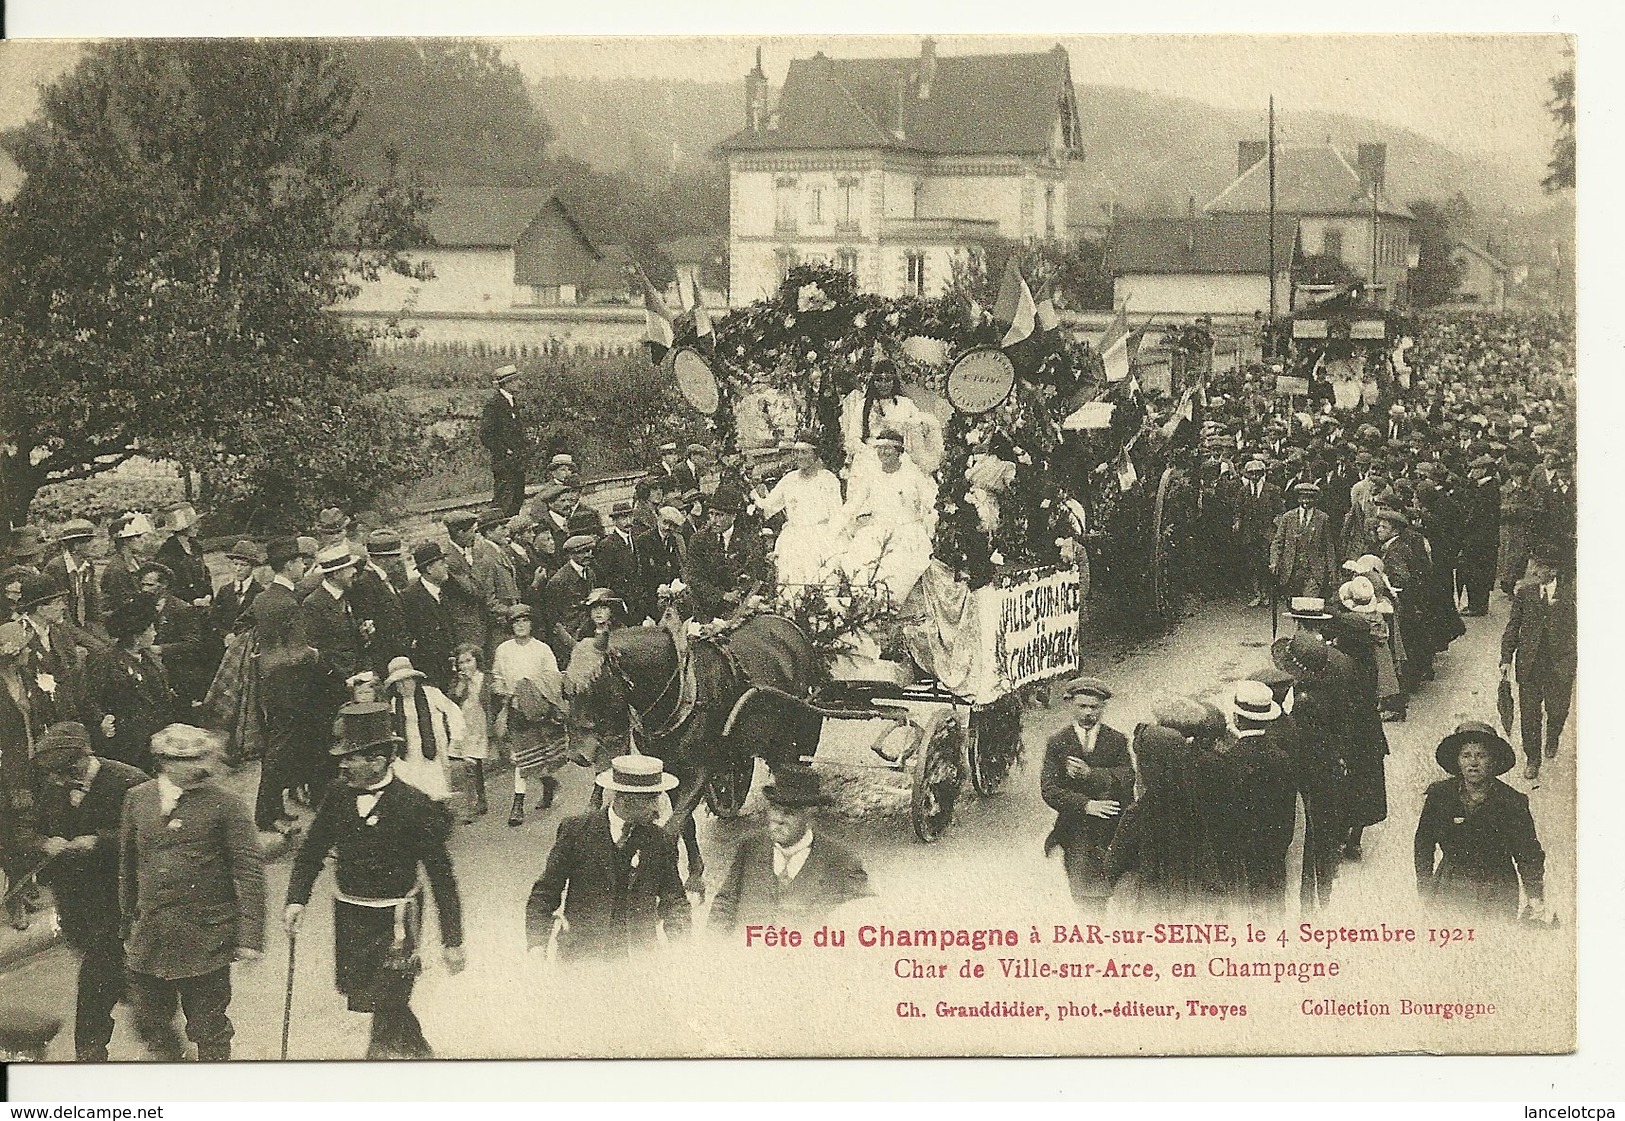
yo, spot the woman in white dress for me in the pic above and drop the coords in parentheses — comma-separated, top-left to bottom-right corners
(382, 655, 464, 804)
(838, 429, 939, 603)
(492, 603, 567, 826)
(754, 430, 844, 591)
(448, 642, 493, 822)
(840, 361, 944, 484)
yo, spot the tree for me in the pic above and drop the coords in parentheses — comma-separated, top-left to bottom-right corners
(0, 40, 432, 529)
(948, 237, 1113, 313)
(1544, 64, 1575, 194)
(1406, 200, 1466, 308)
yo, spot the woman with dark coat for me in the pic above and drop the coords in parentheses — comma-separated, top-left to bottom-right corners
(1414, 721, 1546, 923)
(1106, 723, 1225, 914)
(1325, 611, 1389, 859)
(78, 598, 176, 775)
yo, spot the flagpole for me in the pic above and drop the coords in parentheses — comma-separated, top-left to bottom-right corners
(1267, 95, 1278, 348)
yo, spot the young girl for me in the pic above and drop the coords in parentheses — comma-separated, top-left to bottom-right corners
(448, 643, 494, 822)
(383, 655, 464, 805)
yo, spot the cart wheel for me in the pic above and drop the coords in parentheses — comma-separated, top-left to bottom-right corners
(704, 752, 755, 819)
(968, 701, 1021, 796)
(910, 713, 965, 843)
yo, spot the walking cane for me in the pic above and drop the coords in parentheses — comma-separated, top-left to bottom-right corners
(1270, 582, 1279, 642)
(0, 855, 56, 912)
(280, 931, 298, 1060)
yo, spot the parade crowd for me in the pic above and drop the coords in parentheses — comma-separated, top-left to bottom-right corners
(0, 310, 1576, 1062)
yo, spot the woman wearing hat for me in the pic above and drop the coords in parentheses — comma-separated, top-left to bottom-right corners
(566, 592, 632, 805)
(492, 604, 566, 826)
(99, 513, 154, 616)
(752, 431, 842, 590)
(382, 656, 464, 806)
(79, 598, 176, 775)
(1414, 722, 1546, 924)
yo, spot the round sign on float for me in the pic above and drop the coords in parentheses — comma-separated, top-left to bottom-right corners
(945, 348, 1017, 415)
(672, 347, 719, 415)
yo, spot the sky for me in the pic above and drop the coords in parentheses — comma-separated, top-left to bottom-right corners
(0, 34, 1571, 179)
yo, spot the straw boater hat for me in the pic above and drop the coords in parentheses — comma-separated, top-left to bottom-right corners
(330, 701, 403, 757)
(1231, 680, 1281, 724)
(364, 530, 403, 559)
(314, 543, 361, 574)
(55, 519, 96, 544)
(493, 364, 520, 387)
(149, 723, 222, 761)
(1286, 596, 1333, 622)
(595, 754, 679, 794)
(382, 655, 426, 689)
(762, 764, 834, 808)
(1435, 721, 1516, 777)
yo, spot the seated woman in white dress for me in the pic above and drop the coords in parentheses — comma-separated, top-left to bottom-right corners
(840, 361, 944, 484)
(382, 655, 465, 804)
(837, 429, 939, 604)
(753, 429, 844, 591)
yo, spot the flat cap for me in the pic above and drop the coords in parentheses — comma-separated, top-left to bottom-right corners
(1062, 676, 1112, 701)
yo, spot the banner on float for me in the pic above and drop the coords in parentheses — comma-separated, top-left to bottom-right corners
(977, 568, 1082, 699)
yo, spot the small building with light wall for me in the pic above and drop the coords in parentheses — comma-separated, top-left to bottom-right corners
(1447, 241, 1511, 312)
(1108, 212, 1301, 316)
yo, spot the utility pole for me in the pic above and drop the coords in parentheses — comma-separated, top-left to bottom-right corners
(1267, 95, 1278, 352)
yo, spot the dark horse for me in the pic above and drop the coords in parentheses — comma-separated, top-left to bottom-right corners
(563, 614, 823, 891)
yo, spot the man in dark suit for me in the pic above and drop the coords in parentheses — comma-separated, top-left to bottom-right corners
(211, 540, 264, 641)
(1235, 459, 1284, 608)
(440, 513, 492, 654)
(709, 765, 869, 934)
(1039, 677, 1133, 914)
(594, 500, 645, 623)
(638, 506, 688, 616)
(140, 563, 222, 710)
(542, 535, 595, 666)
(1227, 681, 1299, 917)
(1271, 482, 1339, 600)
(154, 503, 212, 610)
(1500, 548, 1577, 780)
(299, 544, 365, 793)
(25, 721, 150, 1061)
(479, 364, 528, 517)
(655, 441, 698, 497)
(683, 485, 763, 620)
(1458, 456, 1502, 615)
(248, 538, 313, 833)
(15, 574, 81, 717)
(44, 519, 103, 642)
(402, 542, 457, 693)
(119, 724, 264, 1061)
(284, 702, 465, 1059)
(1533, 455, 1576, 570)
(349, 530, 410, 676)
(526, 754, 691, 962)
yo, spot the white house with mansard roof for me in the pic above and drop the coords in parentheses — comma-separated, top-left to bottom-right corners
(714, 40, 1084, 306)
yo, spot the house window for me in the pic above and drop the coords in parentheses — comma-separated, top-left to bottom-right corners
(1321, 228, 1344, 261)
(775, 247, 799, 283)
(905, 251, 927, 296)
(775, 178, 798, 233)
(837, 248, 859, 276)
(838, 178, 860, 229)
(808, 186, 824, 226)
(1044, 186, 1056, 238)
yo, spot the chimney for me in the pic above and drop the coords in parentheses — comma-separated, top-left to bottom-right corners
(917, 37, 937, 100)
(1238, 140, 1267, 177)
(745, 46, 767, 133)
(1357, 142, 1387, 194)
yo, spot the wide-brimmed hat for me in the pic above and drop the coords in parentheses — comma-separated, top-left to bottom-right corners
(492, 364, 520, 387)
(364, 529, 403, 558)
(412, 541, 446, 570)
(17, 573, 68, 610)
(1287, 596, 1333, 621)
(1435, 721, 1516, 777)
(582, 587, 624, 609)
(265, 537, 301, 568)
(1061, 676, 1112, 701)
(150, 723, 222, 761)
(32, 722, 93, 773)
(314, 507, 351, 536)
(226, 539, 267, 565)
(1273, 633, 1328, 679)
(163, 502, 200, 532)
(55, 519, 96, 544)
(763, 764, 834, 808)
(314, 544, 361, 574)
(595, 754, 679, 793)
(9, 527, 47, 560)
(1231, 680, 1281, 723)
(382, 655, 426, 689)
(330, 701, 403, 757)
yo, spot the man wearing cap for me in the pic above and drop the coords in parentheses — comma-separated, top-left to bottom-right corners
(1226, 681, 1298, 916)
(543, 533, 596, 665)
(1457, 455, 1501, 616)
(1500, 548, 1577, 781)
(593, 500, 645, 623)
(119, 725, 264, 1061)
(656, 441, 698, 496)
(1271, 631, 1348, 911)
(402, 542, 458, 693)
(285, 702, 465, 1059)
(441, 512, 493, 654)
(350, 530, 411, 675)
(1040, 677, 1133, 914)
(138, 562, 221, 709)
(1271, 482, 1337, 600)
(526, 754, 691, 961)
(471, 507, 521, 648)
(155, 503, 212, 609)
(211, 540, 265, 641)
(100, 513, 153, 616)
(44, 519, 103, 639)
(248, 538, 316, 832)
(1235, 459, 1283, 607)
(23, 722, 149, 1060)
(683, 484, 764, 621)
(710, 764, 870, 934)
(480, 364, 529, 517)
(503, 513, 543, 603)
(545, 452, 580, 490)
(526, 483, 573, 569)
(639, 504, 689, 619)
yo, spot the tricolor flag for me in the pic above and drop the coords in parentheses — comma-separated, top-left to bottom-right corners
(1099, 305, 1132, 382)
(993, 258, 1037, 349)
(640, 270, 675, 365)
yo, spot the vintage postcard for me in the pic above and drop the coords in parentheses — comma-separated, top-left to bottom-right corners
(0, 31, 1576, 1064)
